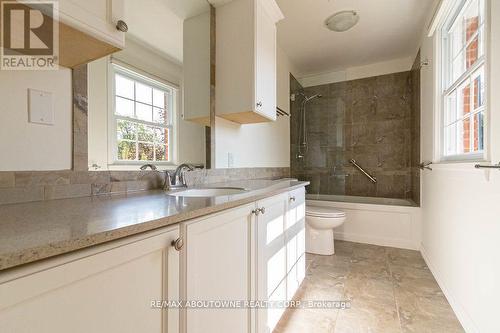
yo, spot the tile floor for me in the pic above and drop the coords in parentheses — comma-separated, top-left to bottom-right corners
(274, 241, 464, 333)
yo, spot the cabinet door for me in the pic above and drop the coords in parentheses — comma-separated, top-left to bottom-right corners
(285, 188, 306, 299)
(256, 193, 288, 333)
(182, 203, 255, 333)
(254, 0, 277, 121)
(0, 226, 180, 333)
(57, 0, 125, 48)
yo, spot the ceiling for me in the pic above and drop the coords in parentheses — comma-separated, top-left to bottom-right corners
(276, 0, 437, 76)
(124, 0, 210, 64)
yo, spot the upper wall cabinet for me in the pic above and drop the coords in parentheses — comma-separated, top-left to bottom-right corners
(23, 0, 125, 68)
(183, 10, 211, 127)
(216, 0, 284, 124)
(57, 0, 125, 47)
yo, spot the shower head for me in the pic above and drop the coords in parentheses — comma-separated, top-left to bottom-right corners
(304, 94, 323, 103)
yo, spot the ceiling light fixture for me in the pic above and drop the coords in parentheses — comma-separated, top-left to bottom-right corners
(325, 10, 359, 32)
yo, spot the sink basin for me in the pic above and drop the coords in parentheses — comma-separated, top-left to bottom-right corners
(168, 187, 248, 197)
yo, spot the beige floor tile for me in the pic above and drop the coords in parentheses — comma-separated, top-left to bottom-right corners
(387, 247, 428, 270)
(277, 242, 464, 333)
(351, 242, 389, 264)
(334, 240, 354, 257)
(334, 298, 401, 333)
(349, 260, 391, 280)
(274, 308, 336, 333)
(344, 275, 395, 305)
(395, 289, 464, 333)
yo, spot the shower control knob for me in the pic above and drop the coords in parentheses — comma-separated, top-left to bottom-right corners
(256, 101, 262, 108)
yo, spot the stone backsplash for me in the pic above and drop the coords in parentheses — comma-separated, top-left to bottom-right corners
(0, 168, 290, 205)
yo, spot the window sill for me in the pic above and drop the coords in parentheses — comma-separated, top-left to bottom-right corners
(107, 162, 177, 171)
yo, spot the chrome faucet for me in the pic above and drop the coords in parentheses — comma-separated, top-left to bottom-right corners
(164, 163, 204, 191)
(140, 164, 157, 171)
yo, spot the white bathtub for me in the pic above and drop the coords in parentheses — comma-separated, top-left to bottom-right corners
(306, 195, 421, 250)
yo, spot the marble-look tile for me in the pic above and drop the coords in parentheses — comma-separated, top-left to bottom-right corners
(275, 241, 463, 333)
(349, 260, 391, 280)
(15, 171, 71, 187)
(396, 289, 464, 333)
(351, 242, 389, 264)
(44, 184, 92, 200)
(274, 309, 336, 333)
(0, 187, 44, 205)
(70, 171, 111, 185)
(387, 247, 428, 270)
(333, 240, 354, 257)
(344, 275, 395, 305)
(334, 297, 401, 333)
(0, 172, 15, 188)
(390, 264, 444, 299)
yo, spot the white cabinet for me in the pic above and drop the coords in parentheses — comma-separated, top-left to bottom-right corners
(0, 186, 306, 333)
(181, 203, 255, 333)
(183, 10, 211, 126)
(57, 0, 125, 48)
(255, 188, 306, 333)
(0, 225, 180, 333)
(216, 0, 284, 123)
(24, 0, 125, 67)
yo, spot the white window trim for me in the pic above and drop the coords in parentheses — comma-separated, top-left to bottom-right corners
(434, 0, 491, 163)
(107, 60, 179, 167)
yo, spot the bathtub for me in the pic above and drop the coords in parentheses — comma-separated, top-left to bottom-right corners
(306, 194, 421, 250)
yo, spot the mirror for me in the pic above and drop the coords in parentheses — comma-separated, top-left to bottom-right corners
(87, 0, 212, 171)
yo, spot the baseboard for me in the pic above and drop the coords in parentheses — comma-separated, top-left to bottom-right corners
(334, 232, 419, 250)
(420, 245, 479, 333)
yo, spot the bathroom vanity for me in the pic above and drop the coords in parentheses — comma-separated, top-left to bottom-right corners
(0, 179, 306, 333)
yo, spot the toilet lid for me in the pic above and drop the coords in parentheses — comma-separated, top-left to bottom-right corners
(306, 205, 346, 218)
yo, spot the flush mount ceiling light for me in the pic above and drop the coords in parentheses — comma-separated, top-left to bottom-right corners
(325, 10, 359, 32)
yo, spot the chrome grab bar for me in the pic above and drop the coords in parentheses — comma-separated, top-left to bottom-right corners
(349, 159, 377, 183)
(475, 163, 500, 170)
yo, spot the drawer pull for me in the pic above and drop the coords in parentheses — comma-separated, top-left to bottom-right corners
(259, 207, 266, 214)
(252, 209, 260, 216)
(290, 196, 296, 202)
(172, 237, 184, 251)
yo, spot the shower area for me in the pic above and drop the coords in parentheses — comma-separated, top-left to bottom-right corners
(290, 55, 421, 207)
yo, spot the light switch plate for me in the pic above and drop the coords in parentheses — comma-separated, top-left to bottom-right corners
(28, 88, 54, 125)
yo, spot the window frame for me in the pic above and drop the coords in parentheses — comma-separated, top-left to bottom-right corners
(436, 0, 489, 162)
(107, 61, 179, 167)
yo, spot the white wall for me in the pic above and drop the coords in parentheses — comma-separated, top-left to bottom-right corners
(298, 56, 414, 87)
(88, 38, 206, 170)
(0, 68, 73, 171)
(214, 45, 296, 169)
(419, 2, 500, 333)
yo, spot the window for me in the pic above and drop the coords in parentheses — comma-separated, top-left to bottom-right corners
(440, 0, 486, 160)
(110, 64, 176, 164)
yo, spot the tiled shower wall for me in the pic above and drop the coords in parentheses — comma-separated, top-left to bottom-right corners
(290, 64, 421, 204)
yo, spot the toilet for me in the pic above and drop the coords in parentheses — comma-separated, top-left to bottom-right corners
(305, 205, 346, 255)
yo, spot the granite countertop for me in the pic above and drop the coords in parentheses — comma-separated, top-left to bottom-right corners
(0, 178, 308, 271)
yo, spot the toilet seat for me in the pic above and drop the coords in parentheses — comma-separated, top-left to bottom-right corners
(306, 205, 346, 218)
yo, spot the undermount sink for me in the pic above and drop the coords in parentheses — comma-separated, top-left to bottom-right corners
(168, 187, 248, 197)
